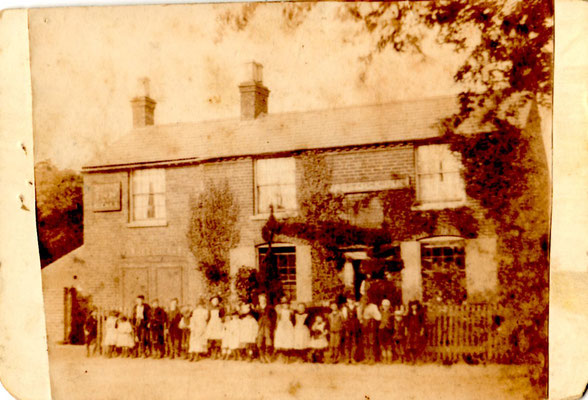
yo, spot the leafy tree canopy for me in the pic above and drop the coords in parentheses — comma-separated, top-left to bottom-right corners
(35, 160, 83, 267)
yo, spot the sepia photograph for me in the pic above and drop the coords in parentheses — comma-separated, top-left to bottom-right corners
(19, 1, 564, 399)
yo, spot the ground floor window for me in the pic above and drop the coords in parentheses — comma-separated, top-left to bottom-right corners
(258, 245, 297, 300)
(420, 238, 466, 305)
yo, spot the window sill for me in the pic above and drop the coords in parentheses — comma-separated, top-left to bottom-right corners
(412, 200, 466, 211)
(127, 219, 168, 228)
(250, 211, 298, 221)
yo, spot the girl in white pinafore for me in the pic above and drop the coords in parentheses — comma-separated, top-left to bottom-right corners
(273, 298, 295, 360)
(204, 296, 224, 358)
(188, 299, 209, 361)
(293, 303, 310, 361)
(238, 303, 258, 361)
(116, 316, 135, 357)
(102, 311, 118, 357)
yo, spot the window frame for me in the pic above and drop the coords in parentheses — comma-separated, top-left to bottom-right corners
(254, 157, 297, 216)
(257, 244, 297, 300)
(415, 143, 466, 207)
(419, 236, 467, 304)
(128, 168, 167, 227)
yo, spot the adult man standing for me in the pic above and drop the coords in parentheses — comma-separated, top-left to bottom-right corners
(132, 295, 151, 357)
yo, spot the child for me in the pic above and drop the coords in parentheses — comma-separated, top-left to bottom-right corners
(179, 306, 192, 358)
(238, 303, 258, 361)
(84, 309, 98, 357)
(255, 293, 275, 363)
(273, 297, 294, 362)
(167, 298, 183, 359)
(392, 309, 407, 362)
(205, 296, 224, 359)
(220, 314, 230, 360)
(292, 303, 310, 362)
(327, 302, 343, 363)
(405, 301, 426, 364)
(149, 299, 167, 359)
(341, 298, 360, 364)
(116, 315, 135, 357)
(102, 311, 118, 357)
(188, 298, 209, 361)
(378, 299, 394, 363)
(309, 315, 328, 363)
(360, 299, 381, 364)
(226, 311, 241, 360)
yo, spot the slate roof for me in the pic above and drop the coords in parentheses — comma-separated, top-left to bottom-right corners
(83, 95, 532, 171)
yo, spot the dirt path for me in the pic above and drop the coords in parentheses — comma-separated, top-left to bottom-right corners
(47, 345, 532, 400)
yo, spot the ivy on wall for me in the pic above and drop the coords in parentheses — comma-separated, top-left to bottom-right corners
(261, 152, 480, 302)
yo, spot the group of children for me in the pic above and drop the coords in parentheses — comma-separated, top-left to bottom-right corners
(84, 293, 427, 364)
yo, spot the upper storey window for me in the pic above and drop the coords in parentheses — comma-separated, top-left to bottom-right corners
(255, 157, 296, 214)
(130, 168, 166, 222)
(416, 144, 465, 205)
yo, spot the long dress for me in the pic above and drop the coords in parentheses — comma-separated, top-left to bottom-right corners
(274, 306, 295, 350)
(102, 316, 118, 347)
(293, 312, 310, 350)
(227, 317, 241, 351)
(188, 306, 209, 353)
(205, 308, 223, 341)
(309, 320, 328, 349)
(116, 320, 135, 348)
(239, 314, 258, 346)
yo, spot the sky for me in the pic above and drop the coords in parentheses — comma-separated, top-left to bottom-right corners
(28, 2, 468, 170)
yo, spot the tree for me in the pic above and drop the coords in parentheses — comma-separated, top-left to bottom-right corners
(187, 179, 240, 296)
(35, 160, 83, 267)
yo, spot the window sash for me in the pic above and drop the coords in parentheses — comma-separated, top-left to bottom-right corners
(258, 246, 297, 298)
(131, 169, 166, 221)
(255, 158, 296, 213)
(416, 144, 465, 203)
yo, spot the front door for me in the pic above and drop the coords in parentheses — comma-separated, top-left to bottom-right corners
(122, 267, 149, 309)
(156, 267, 183, 307)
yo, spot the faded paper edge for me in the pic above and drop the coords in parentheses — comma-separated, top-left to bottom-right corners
(0, 8, 52, 400)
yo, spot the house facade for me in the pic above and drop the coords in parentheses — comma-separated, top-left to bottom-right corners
(42, 62, 543, 341)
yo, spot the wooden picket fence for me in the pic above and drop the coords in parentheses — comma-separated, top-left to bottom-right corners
(420, 303, 510, 363)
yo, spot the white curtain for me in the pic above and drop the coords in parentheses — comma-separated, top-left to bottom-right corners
(132, 169, 166, 220)
(256, 158, 296, 213)
(416, 144, 464, 203)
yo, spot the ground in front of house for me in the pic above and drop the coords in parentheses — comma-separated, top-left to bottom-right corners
(47, 345, 534, 400)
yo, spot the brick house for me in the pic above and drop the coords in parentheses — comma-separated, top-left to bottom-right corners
(41, 62, 542, 342)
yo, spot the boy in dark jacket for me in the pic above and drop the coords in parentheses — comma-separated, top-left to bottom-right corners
(167, 298, 183, 358)
(341, 298, 360, 364)
(149, 299, 167, 358)
(327, 302, 343, 363)
(392, 309, 407, 362)
(255, 293, 275, 363)
(84, 309, 98, 357)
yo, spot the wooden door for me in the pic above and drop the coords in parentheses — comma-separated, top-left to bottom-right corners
(156, 267, 183, 307)
(122, 267, 149, 310)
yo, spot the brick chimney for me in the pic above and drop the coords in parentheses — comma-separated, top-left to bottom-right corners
(238, 62, 269, 120)
(131, 78, 156, 128)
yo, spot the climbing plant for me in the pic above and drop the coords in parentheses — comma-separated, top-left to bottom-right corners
(187, 179, 240, 296)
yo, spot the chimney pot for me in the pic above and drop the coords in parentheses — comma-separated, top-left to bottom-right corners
(131, 77, 156, 128)
(239, 61, 269, 120)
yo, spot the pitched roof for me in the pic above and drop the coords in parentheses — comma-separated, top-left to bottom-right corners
(82, 95, 530, 171)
